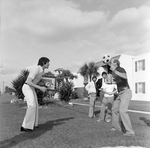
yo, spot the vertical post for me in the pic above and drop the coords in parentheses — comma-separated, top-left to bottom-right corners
(83, 75, 88, 100)
(0, 0, 4, 94)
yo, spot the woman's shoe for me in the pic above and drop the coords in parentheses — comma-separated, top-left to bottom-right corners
(97, 119, 102, 122)
(110, 128, 117, 131)
(20, 126, 33, 132)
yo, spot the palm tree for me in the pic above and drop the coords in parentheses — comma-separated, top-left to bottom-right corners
(88, 62, 99, 81)
(61, 70, 77, 82)
(79, 63, 89, 85)
(56, 70, 77, 85)
(79, 62, 100, 98)
(79, 62, 99, 82)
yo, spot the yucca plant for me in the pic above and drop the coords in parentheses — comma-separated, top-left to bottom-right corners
(12, 69, 29, 99)
(55, 69, 76, 102)
(58, 81, 74, 102)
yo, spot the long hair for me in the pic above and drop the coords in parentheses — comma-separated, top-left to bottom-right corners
(38, 57, 50, 66)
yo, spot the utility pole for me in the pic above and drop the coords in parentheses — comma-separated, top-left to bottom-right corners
(0, 0, 4, 93)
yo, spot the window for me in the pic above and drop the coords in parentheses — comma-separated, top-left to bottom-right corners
(135, 82, 145, 94)
(135, 59, 145, 72)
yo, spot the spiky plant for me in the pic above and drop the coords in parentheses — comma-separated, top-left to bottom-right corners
(58, 81, 74, 102)
(55, 69, 77, 102)
(12, 69, 29, 99)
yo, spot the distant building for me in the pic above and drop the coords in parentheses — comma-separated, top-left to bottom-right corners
(75, 52, 150, 101)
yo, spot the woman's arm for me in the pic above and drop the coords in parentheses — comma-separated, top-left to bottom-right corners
(85, 82, 90, 91)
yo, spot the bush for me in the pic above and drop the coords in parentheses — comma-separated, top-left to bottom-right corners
(12, 69, 29, 99)
(58, 81, 74, 102)
(71, 91, 79, 99)
(11, 69, 49, 105)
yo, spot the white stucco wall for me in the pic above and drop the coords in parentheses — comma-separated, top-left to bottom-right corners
(72, 73, 84, 88)
(119, 54, 134, 92)
(132, 52, 150, 101)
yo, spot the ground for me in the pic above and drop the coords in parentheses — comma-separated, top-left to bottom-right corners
(0, 94, 150, 148)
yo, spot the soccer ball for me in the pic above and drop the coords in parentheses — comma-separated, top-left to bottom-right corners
(102, 55, 111, 64)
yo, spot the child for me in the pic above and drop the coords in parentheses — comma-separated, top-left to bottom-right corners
(97, 74, 117, 122)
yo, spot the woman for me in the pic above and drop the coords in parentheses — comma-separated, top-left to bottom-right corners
(97, 74, 117, 122)
(21, 57, 50, 132)
(85, 76, 97, 118)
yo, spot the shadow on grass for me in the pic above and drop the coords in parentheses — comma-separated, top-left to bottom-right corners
(63, 105, 101, 117)
(94, 110, 100, 117)
(139, 117, 150, 126)
(0, 117, 74, 148)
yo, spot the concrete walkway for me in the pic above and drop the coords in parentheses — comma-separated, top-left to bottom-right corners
(70, 98, 150, 115)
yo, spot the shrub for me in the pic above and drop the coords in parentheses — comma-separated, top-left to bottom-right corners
(58, 81, 74, 102)
(11, 69, 51, 105)
(71, 91, 79, 99)
(12, 69, 29, 99)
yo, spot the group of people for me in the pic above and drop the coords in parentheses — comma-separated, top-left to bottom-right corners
(85, 59, 135, 137)
(20, 56, 134, 137)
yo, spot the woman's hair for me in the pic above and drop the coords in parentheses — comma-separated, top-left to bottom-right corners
(38, 57, 50, 66)
(102, 71, 107, 76)
(92, 75, 97, 80)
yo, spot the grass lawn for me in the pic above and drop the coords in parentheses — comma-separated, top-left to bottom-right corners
(0, 94, 150, 148)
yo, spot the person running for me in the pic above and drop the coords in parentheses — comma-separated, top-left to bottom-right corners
(97, 74, 117, 122)
(21, 57, 50, 132)
(85, 76, 97, 118)
(110, 59, 135, 136)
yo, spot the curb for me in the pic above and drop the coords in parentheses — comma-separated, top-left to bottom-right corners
(71, 102, 150, 115)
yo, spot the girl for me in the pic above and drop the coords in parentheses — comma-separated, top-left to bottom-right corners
(97, 74, 117, 122)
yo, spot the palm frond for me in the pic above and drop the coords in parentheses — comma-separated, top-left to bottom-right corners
(11, 69, 29, 99)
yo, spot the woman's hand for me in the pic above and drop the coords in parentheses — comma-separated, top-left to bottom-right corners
(107, 92, 113, 95)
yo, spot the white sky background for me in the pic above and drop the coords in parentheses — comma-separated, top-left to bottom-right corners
(0, 0, 150, 87)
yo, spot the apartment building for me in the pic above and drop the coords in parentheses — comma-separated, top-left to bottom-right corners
(74, 52, 150, 101)
(132, 52, 150, 101)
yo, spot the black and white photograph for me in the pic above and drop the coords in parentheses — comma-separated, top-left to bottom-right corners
(0, 0, 150, 148)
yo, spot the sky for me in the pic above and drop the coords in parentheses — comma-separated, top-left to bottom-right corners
(0, 0, 150, 87)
